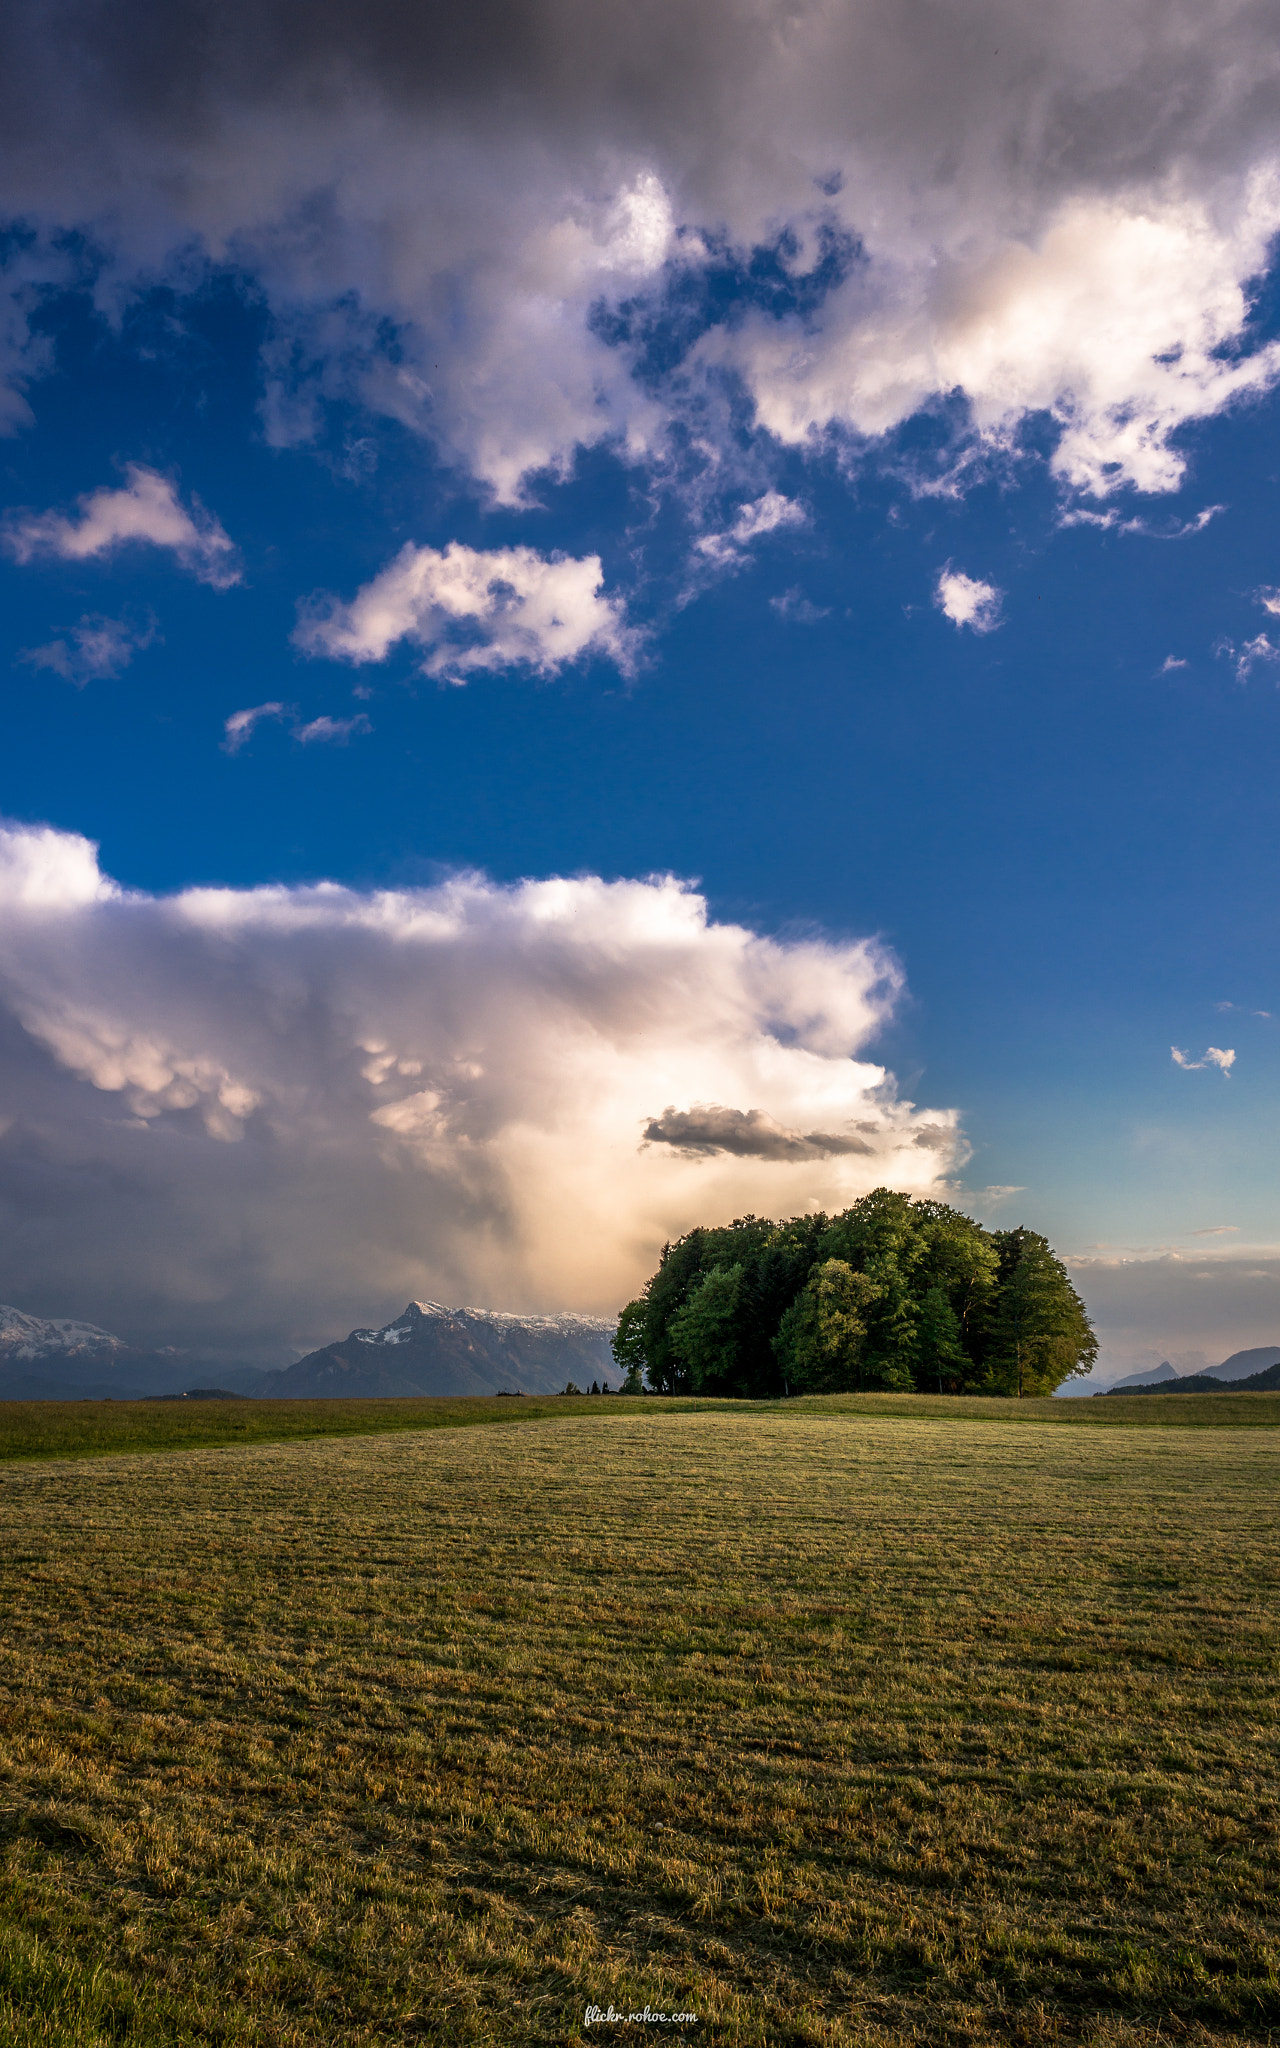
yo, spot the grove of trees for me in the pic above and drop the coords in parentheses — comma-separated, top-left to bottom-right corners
(612, 1188, 1096, 1398)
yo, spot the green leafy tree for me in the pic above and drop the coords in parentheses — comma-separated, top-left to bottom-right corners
(988, 1228, 1098, 1395)
(773, 1260, 882, 1392)
(611, 1298, 648, 1393)
(668, 1263, 746, 1393)
(916, 1282, 965, 1392)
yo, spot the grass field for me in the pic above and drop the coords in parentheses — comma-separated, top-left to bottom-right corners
(0, 1404, 1277, 2045)
(3, 1388, 1280, 1467)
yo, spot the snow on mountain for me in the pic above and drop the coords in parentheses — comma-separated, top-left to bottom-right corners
(272, 1299, 619, 1398)
(0, 1305, 126, 1361)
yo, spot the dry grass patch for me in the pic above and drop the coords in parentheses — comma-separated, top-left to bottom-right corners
(0, 1411, 1277, 2044)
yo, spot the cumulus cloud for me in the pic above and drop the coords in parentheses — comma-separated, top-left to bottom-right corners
(2, 3, 1280, 502)
(936, 568, 1003, 633)
(1171, 1044, 1235, 1073)
(4, 467, 240, 587)
(297, 540, 636, 681)
(0, 818, 961, 1357)
(19, 610, 158, 685)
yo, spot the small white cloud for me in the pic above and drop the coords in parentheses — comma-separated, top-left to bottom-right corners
(1215, 1000, 1272, 1018)
(4, 466, 240, 589)
(935, 567, 1002, 633)
(770, 586, 830, 624)
(697, 492, 806, 568)
(222, 703, 291, 754)
(1220, 632, 1280, 682)
(1065, 504, 1225, 539)
(295, 714, 372, 745)
(1171, 1045, 1235, 1074)
(1258, 588, 1280, 616)
(1159, 655, 1188, 673)
(1192, 1224, 1239, 1235)
(296, 541, 635, 683)
(19, 611, 158, 686)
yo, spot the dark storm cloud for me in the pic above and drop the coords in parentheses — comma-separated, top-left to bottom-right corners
(642, 1105, 877, 1162)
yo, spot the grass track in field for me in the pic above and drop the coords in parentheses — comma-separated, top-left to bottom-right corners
(0, 1408, 1277, 2044)
(2, 1388, 1279, 1467)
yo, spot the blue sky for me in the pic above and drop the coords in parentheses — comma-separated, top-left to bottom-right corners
(3, 0, 1280, 1376)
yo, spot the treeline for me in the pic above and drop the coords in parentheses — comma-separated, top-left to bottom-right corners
(612, 1188, 1096, 1399)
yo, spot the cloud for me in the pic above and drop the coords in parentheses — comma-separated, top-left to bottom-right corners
(223, 703, 291, 753)
(19, 610, 158, 685)
(1192, 1224, 1239, 1235)
(4, 467, 240, 588)
(297, 541, 636, 682)
(1222, 631, 1280, 682)
(1159, 655, 1188, 673)
(1171, 1044, 1235, 1074)
(1067, 1246, 1280, 1386)
(642, 1104, 878, 1161)
(0, 818, 961, 1357)
(935, 567, 1002, 633)
(770, 587, 830, 624)
(222, 703, 371, 751)
(1215, 999, 1271, 1017)
(4, 4, 1280, 502)
(696, 492, 807, 567)
(295, 713, 372, 744)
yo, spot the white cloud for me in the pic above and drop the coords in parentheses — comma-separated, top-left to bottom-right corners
(935, 567, 1002, 633)
(5, 5, 1280, 502)
(4, 466, 240, 588)
(295, 713, 372, 744)
(222, 703, 291, 752)
(222, 703, 371, 751)
(1222, 631, 1280, 682)
(696, 492, 807, 567)
(19, 610, 158, 685)
(1159, 655, 1188, 673)
(1171, 1045, 1235, 1074)
(1258, 587, 1280, 615)
(0, 817, 961, 1356)
(297, 541, 636, 681)
(770, 587, 830, 624)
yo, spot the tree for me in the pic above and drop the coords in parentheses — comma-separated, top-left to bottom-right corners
(916, 1283, 965, 1392)
(668, 1263, 746, 1393)
(989, 1229, 1098, 1396)
(612, 1298, 648, 1393)
(773, 1260, 882, 1392)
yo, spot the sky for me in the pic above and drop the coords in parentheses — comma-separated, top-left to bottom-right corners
(3, 0, 1280, 1381)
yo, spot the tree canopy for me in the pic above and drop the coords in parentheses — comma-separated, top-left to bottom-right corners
(613, 1189, 1096, 1399)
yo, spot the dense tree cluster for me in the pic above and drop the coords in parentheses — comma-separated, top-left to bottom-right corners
(612, 1189, 1096, 1399)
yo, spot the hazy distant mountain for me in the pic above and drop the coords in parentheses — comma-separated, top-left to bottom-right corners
(1204, 1345, 1280, 1382)
(0, 1304, 230, 1401)
(262, 1300, 618, 1399)
(1101, 1351, 1280, 1396)
(1106, 1360, 1180, 1392)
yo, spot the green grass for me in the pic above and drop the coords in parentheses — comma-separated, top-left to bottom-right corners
(3, 1388, 1279, 1468)
(1, 1407, 1278, 2043)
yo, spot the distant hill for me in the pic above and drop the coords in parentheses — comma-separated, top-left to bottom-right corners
(1106, 1360, 1180, 1392)
(260, 1300, 618, 1398)
(1101, 1355, 1280, 1395)
(1204, 1345, 1280, 1382)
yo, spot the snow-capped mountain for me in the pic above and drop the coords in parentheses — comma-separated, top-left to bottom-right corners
(268, 1299, 619, 1398)
(0, 1305, 126, 1362)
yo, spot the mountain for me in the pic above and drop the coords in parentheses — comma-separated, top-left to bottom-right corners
(1100, 1354, 1280, 1396)
(0, 1304, 237, 1401)
(1106, 1360, 1181, 1392)
(1204, 1345, 1280, 1382)
(262, 1300, 619, 1398)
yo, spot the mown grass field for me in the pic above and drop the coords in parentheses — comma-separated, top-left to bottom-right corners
(0, 1402, 1277, 2045)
